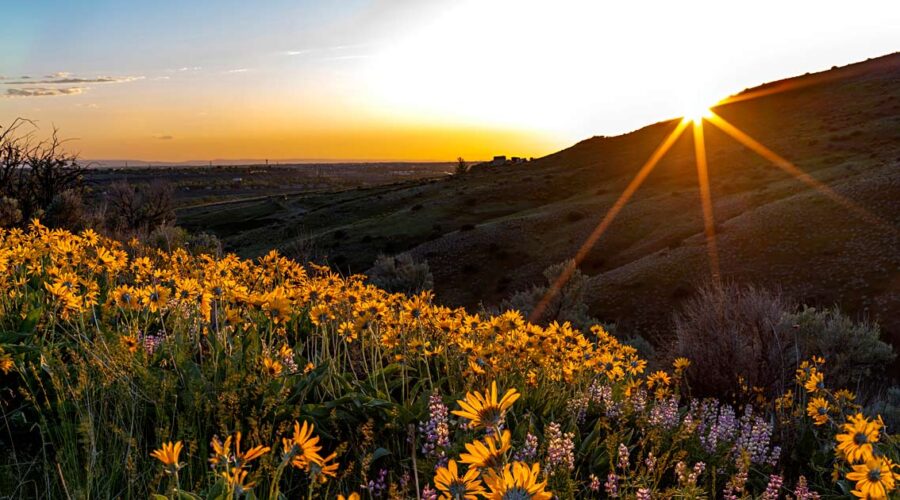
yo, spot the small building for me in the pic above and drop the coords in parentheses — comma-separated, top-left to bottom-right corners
(490, 155, 507, 166)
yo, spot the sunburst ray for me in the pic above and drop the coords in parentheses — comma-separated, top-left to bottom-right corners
(529, 119, 690, 323)
(692, 118, 721, 282)
(707, 112, 895, 233)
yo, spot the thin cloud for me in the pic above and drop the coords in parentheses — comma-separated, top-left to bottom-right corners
(2, 75, 143, 85)
(176, 66, 202, 72)
(2, 72, 142, 98)
(153, 134, 174, 140)
(321, 54, 370, 61)
(282, 42, 372, 57)
(225, 68, 249, 74)
(4, 87, 87, 98)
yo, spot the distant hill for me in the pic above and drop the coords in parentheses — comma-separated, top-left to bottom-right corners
(179, 53, 900, 349)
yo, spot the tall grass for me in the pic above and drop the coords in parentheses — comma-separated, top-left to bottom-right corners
(0, 221, 896, 498)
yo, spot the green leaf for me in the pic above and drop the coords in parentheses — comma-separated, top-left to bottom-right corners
(205, 480, 227, 500)
(18, 307, 42, 333)
(372, 447, 391, 463)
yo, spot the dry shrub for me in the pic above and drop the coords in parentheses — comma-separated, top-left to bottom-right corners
(367, 253, 434, 294)
(782, 306, 895, 393)
(106, 180, 175, 233)
(500, 260, 599, 331)
(145, 225, 222, 256)
(0, 196, 22, 228)
(673, 282, 793, 397)
(44, 189, 86, 230)
(1, 119, 86, 224)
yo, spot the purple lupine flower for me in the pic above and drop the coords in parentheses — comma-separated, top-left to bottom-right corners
(630, 389, 648, 414)
(567, 392, 589, 424)
(768, 445, 782, 467)
(734, 408, 774, 465)
(722, 466, 748, 500)
(793, 476, 820, 500)
(418, 391, 450, 459)
(690, 462, 706, 485)
(589, 474, 601, 492)
(648, 397, 679, 429)
(763, 474, 783, 500)
(589, 380, 623, 417)
(421, 485, 438, 500)
(617, 443, 629, 470)
(588, 380, 611, 405)
(514, 432, 539, 462)
(545, 422, 575, 473)
(142, 334, 163, 355)
(605, 472, 619, 498)
(365, 468, 388, 498)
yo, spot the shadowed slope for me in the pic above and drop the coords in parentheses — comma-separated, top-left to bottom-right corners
(179, 53, 900, 345)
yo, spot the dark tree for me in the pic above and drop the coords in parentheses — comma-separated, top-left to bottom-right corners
(106, 180, 176, 232)
(455, 156, 468, 175)
(0, 119, 86, 223)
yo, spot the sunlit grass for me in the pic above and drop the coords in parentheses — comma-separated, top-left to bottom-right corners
(0, 222, 895, 498)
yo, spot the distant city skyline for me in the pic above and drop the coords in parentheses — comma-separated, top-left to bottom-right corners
(2, 0, 898, 161)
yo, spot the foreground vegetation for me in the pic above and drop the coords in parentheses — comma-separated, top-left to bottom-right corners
(0, 222, 897, 498)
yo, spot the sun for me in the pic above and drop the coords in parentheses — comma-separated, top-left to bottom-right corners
(676, 88, 719, 123)
(683, 103, 713, 123)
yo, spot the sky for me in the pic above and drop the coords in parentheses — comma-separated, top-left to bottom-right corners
(1, 0, 898, 162)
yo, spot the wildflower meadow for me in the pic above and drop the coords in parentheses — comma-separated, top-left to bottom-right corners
(0, 221, 897, 499)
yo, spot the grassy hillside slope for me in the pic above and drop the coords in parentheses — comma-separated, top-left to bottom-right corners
(179, 53, 900, 344)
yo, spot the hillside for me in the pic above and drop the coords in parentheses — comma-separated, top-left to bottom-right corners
(179, 53, 900, 346)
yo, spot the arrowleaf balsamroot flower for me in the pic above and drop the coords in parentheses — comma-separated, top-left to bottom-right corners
(0, 349, 13, 374)
(309, 451, 340, 484)
(262, 356, 284, 377)
(151, 440, 183, 469)
(434, 459, 486, 499)
(836, 413, 881, 463)
(846, 457, 897, 499)
(804, 370, 825, 394)
(283, 420, 323, 471)
(220, 468, 254, 491)
(452, 381, 520, 430)
(484, 461, 552, 500)
(673, 357, 691, 375)
(459, 430, 512, 470)
(806, 397, 829, 426)
(210, 432, 270, 467)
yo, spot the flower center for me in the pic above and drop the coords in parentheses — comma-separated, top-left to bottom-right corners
(478, 407, 502, 426)
(502, 489, 531, 500)
(868, 468, 882, 482)
(854, 432, 868, 445)
(448, 481, 469, 497)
